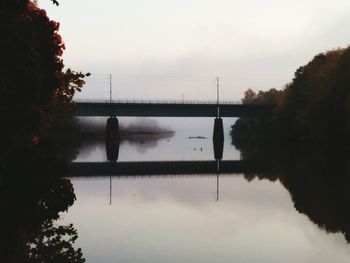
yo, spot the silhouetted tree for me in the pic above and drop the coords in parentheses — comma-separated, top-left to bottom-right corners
(232, 47, 350, 142)
(0, 1, 86, 262)
(0, 0, 88, 151)
(232, 47, 350, 241)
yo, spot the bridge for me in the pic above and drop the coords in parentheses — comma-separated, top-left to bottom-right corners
(69, 160, 271, 177)
(75, 99, 275, 117)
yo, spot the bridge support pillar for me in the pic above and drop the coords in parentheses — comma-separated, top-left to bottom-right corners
(105, 117, 120, 162)
(213, 118, 224, 160)
(213, 118, 224, 140)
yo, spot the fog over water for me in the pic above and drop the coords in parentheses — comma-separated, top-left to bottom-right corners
(76, 117, 239, 162)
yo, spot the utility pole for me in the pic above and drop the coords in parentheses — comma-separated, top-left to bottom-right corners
(216, 77, 220, 117)
(109, 74, 112, 103)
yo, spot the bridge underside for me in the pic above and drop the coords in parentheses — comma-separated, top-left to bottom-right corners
(75, 102, 274, 117)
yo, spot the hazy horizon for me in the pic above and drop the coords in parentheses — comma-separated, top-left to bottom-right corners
(39, 0, 350, 101)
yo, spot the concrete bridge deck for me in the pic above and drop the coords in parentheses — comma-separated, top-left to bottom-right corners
(75, 100, 275, 117)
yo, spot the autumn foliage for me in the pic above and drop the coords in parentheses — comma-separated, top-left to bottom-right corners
(0, 0, 86, 146)
(0, 1, 86, 262)
(232, 47, 350, 142)
(232, 48, 350, 242)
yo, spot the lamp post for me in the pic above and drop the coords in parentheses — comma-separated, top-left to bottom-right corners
(109, 74, 112, 104)
(216, 77, 220, 118)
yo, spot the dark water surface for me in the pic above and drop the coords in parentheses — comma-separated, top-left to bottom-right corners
(54, 118, 350, 263)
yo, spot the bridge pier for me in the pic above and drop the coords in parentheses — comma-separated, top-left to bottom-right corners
(105, 117, 120, 162)
(213, 118, 224, 166)
(213, 117, 224, 142)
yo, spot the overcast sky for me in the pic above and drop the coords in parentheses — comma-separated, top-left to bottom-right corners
(39, 0, 350, 101)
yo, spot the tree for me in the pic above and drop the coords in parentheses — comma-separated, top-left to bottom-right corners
(241, 88, 257, 104)
(0, 1, 87, 262)
(232, 47, 350, 142)
(0, 0, 87, 148)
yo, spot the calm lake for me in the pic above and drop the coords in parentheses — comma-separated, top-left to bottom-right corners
(60, 117, 350, 263)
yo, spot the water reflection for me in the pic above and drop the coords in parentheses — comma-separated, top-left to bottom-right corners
(65, 175, 350, 263)
(213, 135, 224, 161)
(70, 160, 269, 176)
(126, 134, 174, 154)
(5, 117, 350, 262)
(77, 133, 175, 162)
(76, 128, 350, 247)
(70, 135, 273, 176)
(234, 140, 350, 243)
(60, 124, 350, 263)
(0, 130, 84, 262)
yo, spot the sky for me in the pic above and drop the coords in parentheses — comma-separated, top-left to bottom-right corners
(39, 0, 350, 101)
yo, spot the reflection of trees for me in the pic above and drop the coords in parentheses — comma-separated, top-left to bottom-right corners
(0, 124, 84, 262)
(29, 222, 84, 263)
(235, 140, 350, 242)
(0, 161, 85, 262)
(231, 47, 350, 242)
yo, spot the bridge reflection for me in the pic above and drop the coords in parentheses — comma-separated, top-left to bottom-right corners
(70, 126, 270, 177)
(69, 160, 270, 177)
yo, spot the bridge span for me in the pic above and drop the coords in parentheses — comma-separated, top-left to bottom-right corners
(75, 99, 274, 117)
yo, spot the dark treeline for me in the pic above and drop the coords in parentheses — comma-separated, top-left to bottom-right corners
(231, 46, 350, 142)
(1, 1, 86, 262)
(231, 46, 350, 242)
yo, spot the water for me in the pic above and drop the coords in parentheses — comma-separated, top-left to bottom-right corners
(56, 117, 350, 263)
(75, 117, 240, 162)
(62, 176, 350, 263)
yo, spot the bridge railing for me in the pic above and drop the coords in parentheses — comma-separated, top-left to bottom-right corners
(74, 98, 243, 105)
